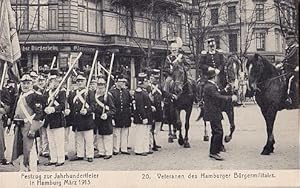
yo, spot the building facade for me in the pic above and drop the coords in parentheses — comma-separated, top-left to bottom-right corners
(11, 0, 297, 86)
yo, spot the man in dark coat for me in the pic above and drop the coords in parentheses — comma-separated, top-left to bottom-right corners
(94, 77, 116, 160)
(203, 70, 237, 161)
(68, 74, 95, 162)
(133, 73, 153, 156)
(12, 74, 44, 171)
(43, 70, 66, 167)
(110, 74, 132, 155)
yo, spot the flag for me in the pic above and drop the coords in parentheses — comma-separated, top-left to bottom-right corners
(0, 0, 21, 63)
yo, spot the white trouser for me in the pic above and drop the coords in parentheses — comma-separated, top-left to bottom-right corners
(134, 124, 150, 154)
(76, 130, 94, 158)
(128, 126, 135, 149)
(113, 127, 129, 152)
(149, 122, 161, 148)
(19, 140, 37, 172)
(97, 134, 113, 156)
(64, 127, 71, 155)
(94, 134, 98, 150)
(38, 127, 49, 155)
(46, 127, 65, 163)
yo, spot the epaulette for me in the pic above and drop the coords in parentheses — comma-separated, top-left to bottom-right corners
(216, 49, 224, 53)
(61, 88, 66, 91)
(201, 50, 207, 55)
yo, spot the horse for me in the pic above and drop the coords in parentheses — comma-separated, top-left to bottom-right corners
(197, 55, 239, 143)
(167, 63, 197, 148)
(246, 53, 297, 155)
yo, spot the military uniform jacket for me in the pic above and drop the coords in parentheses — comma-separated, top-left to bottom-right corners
(147, 84, 172, 122)
(110, 87, 132, 128)
(68, 89, 95, 132)
(199, 50, 225, 75)
(284, 43, 299, 72)
(165, 53, 190, 75)
(203, 81, 232, 122)
(93, 93, 116, 135)
(43, 89, 66, 129)
(132, 88, 152, 124)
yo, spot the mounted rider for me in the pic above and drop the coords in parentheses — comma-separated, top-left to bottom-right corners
(198, 38, 227, 102)
(276, 30, 299, 108)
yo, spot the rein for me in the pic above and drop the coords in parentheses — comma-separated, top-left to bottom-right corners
(257, 72, 290, 86)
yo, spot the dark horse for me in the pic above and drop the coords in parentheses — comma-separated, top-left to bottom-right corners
(197, 55, 239, 143)
(246, 53, 297, 155)
(167, 64, 196, 148)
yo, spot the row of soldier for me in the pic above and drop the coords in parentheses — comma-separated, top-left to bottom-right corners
(0, 67, 176, 171)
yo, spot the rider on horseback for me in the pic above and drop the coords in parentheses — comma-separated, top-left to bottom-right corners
(198, 38, 227, 103)
(276, 30, 299, 108)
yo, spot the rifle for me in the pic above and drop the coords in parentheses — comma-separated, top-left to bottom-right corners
(81, 50, 98, 110)
(102, 53, 115, 114)
(48, 53, 82, 106)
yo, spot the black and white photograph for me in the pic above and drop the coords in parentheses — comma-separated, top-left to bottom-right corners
(0, 0, 299, 188)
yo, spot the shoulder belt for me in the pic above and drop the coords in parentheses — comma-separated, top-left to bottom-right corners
(73, 89, 89, 108)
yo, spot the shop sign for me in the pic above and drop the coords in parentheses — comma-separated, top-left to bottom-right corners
(72, 45, 97, 53)
(21, 45, 59, 52)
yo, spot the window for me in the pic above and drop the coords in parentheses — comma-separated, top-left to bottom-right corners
(228, 6, 236, 23)
(229, 34, 237, 52)
(255, 4, 264, 21)
(211, 8, 218, 25)
(48, 8, 57, 30)
(16, 6, 28, 31)
(256, 33, 266, 51)
(78, 0, 102, 33)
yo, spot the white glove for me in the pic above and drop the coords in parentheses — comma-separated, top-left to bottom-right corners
(44, 107, 55, 114)
(151, 106, 156, 112)
(80, 108, 87, 115)
(275, 63, 283, 69)
(215, 69, 220, 75)
(208, 67, 214, 71)
(142, 119, 148, 124)
(232, 95, 238, 102)
(101, 113, 108, 120)
(172, 94, 178, 100)
(64, 109, 71, 116)
(112, 119, 115, 126)
(294, 66, 299, 72)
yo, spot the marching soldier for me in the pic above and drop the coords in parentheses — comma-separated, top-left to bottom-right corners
(203, 70, 237, 161)
(68, 74, 95, 162)
(110, 74, 132, 155)
(94, 78, 116, 160)
(11, 74, 44, 171)
(43, 70, 66, 167)
(89, 76, 98, 154)
(133, 73, 153, 156)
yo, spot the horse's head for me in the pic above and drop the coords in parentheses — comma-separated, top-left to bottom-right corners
(246, 53, 265, 91)
(171, 65, 186, 95)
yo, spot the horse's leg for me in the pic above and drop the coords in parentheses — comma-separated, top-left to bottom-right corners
(183, 107, 192, 148)
(224, 105, 235, 143)
(168, 123, 174, 143)
(261, 107, 277, 155)
(175, 109, 184, 146)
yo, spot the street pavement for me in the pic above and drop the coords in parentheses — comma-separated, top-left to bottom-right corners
(0, 103, 299, 172)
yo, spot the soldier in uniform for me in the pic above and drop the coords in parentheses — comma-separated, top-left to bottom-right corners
(277, 31, 299, 108)
(198, 38, 227, 101)
(133, 73, 153, 156)
(43, 70, 66, 167)
(148, 69, 173, 151)
(0, 84, 11, 165)
(94, 78, 116, 160)
(68, 74, 95, 162)
(36, 74, 50, 158)
(203, 70, 237, 161)
(110, 74, 132, 155)
(30, 71, 39, 91)
(11, 74, 44, 171)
